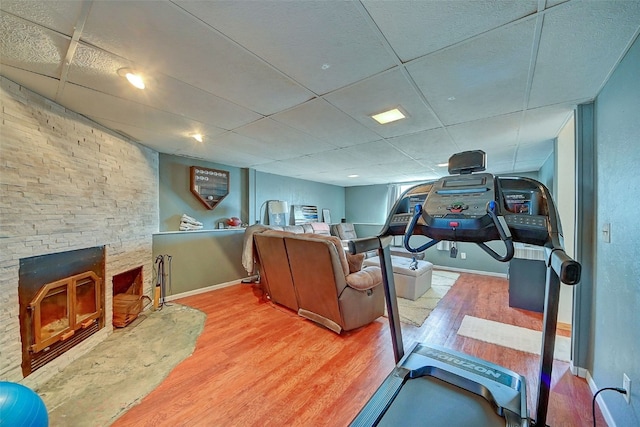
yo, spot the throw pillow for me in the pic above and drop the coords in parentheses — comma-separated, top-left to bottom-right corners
(346, 252, 365, 274)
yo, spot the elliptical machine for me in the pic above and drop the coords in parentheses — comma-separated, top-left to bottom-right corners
(349, 151, 581, 427)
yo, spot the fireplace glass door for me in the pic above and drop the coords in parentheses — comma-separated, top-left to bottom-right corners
(29, 271, 101, 353)
(75, 273, 100, 327)
(31, 279, 72, 352)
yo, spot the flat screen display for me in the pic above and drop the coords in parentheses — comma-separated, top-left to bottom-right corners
(505, 192, 532, 214)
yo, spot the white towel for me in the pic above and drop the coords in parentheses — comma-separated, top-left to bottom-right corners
(181, 214, 203, 226)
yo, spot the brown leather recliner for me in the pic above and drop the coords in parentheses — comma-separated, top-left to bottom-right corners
(254, 230, 384, 333)
(330, 222, 377, 258)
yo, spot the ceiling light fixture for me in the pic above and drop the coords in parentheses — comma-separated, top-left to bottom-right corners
(371, 108, 406, 125)
(348, 174, 359, 178)
(117, 68, 145, 89)
(192, 133, 203, 143)
(437, 162, 449, 167)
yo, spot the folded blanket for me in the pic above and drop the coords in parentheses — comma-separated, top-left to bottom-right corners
(181, 214, 203, 227)
(179, 221, 203, 231)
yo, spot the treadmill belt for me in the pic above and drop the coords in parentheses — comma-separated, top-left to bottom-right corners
(378, 375, 504, 427)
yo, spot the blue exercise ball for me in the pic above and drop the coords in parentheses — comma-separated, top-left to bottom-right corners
(0, 382, 48, 427)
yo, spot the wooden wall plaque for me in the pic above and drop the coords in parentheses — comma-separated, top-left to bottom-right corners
(190, 166, 229, 210)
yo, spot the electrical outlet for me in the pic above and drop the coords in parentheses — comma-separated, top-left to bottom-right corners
(623, 373, 631, 404)
(461, 252, 467, 260)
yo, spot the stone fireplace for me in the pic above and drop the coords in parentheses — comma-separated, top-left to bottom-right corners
(18, 247, 106, 377)
(1, 77, 159, 388)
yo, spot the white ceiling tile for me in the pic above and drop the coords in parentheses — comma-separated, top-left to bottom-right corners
(175, 1, 396, 95)
(489, 161, 517, 174)
(59, 83, 227, 140)
(281, 152, 350, 174)
(0, 0, 83, 35)
(204, 132, 277, 166)
(516, 140, 554, 162)
(232, 118, 335, 160)
(519, 105, 574, 144)
(271, 98, 381, 147)
(332, 140, 415, 167)
(253, 160, 310, 177)
(0, 13, 68, 78)
(81, 1, 312, 115)
(386, 127, 458, 165)
(488, 145, 518, 164)
(93, 118, 186, 153)
(512, 160, 546, 173)
(175, 143, 271, 169)
(529, 1, 640, 108)
(0, 64, 60, 100)
(2, 0, 634, 187)
(448, 112, 521, 150)
(408, 18, 536, 125)
(380, 159, 442, 180)
(546, 0, 570, 8)
(363, 0, 538, 61)
(68, 44, 263, 131)
(325, 69, 441, 138)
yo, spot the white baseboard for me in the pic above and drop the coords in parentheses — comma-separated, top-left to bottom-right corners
(571, 362, 588, 378)
(433, 264, 508, 279)
(587, 370, 617, 427)
(164, 279, 242, 302)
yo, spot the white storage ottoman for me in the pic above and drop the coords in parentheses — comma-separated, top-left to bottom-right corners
(363, 255, 433, 300)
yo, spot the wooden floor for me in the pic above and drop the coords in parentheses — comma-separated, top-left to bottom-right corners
(113, 272, 604, 427)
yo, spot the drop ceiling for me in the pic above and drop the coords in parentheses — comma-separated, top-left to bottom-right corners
(1, 1, 638, 186)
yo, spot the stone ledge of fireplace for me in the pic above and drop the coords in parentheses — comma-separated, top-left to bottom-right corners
(35, 304, 205, 426)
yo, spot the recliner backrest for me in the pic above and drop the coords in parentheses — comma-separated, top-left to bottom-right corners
(330, 223, 358, 240)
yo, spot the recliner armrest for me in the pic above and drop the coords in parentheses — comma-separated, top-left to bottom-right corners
(345, 266, 382, 291)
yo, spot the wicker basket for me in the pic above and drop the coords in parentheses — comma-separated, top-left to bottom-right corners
(113, 294, 142, 328)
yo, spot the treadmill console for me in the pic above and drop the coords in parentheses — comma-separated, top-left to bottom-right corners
(421, 172, 499, 242)
(382, 151, 562, 255)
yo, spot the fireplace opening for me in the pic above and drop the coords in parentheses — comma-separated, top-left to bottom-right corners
(19, 247, 105, 377)
(112, 266, 144, 328)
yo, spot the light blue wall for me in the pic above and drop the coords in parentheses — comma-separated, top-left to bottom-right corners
(591, 35, 640, 426)
(255, 172, 345, 225)
(345, 184, 389, 225)
(153, 229, 246, 295)
(155, 154, 247, 293)
(156, 158, 345, 290)
(158, 153, 244, 231)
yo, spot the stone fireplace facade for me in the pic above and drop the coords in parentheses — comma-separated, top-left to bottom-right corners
(0, 77, 159, 388)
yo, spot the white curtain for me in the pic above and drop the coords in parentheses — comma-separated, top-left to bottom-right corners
(387, 183, 402, 215)
(436, 241, 454, 251)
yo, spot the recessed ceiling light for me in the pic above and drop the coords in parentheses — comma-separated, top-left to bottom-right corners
(371, 108, 406, 125)
(192, 134, 203, 143)
(348, 174, 359, 178)
(447, 96, 456, 101)
(117, 68, 145, 89)
(437, 162, 448, 167)
(321, 63, 331, 70)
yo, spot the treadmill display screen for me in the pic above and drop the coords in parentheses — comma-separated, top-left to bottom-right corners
(504, 192, 534, 214)
(443, 177, 485, 188)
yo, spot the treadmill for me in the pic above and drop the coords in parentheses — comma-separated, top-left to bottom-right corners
(348, 150, 581, 427)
